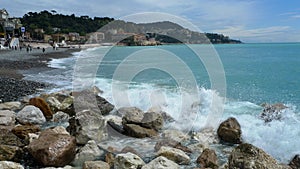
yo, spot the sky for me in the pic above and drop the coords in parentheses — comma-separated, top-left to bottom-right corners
(2, 0, 300, 42)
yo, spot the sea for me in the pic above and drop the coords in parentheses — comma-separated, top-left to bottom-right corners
(24, 43, 300, 163)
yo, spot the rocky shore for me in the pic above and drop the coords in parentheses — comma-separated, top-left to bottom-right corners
(0, 85, 298, 169)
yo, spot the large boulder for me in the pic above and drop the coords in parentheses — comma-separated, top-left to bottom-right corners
(0, 101, 21, 111)
(157, 146, 190, 165)
(289, 154, 300, 169)
(114, 152, 145, 169)
(196, 148, 218, 169)
(121, 107, 144, 124)
(0, 161, 24, 169)
(28, 128, 76, 167)
(217, 117, 242, 144)
(71, 140, 105, 167)
(0, 144, 22, 161)
(12, 124, 40, 140)
(29, 97, 53, 120)
(70, 110, 107, 144)
(16, 105, 46, 125)
(228, 143, 284, 169)
(142, 156, 179, 169)
(123, 123, 158, 138)
(0, 110, 16, 126)
(260, 103, 288, 122)
(140, 112, 163, 131)
(154, 139, 192, 153)
(51, 111, 70, 123)
(83, 161, 110, 169)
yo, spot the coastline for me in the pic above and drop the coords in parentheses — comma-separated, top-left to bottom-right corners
(0, 47, 80, 102)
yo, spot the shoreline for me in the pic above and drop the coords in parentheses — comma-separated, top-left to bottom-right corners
(0, 47, 80, 102)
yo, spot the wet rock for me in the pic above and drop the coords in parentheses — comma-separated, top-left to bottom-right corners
(157, 146, 190, 165)
(12, 124, 40, 140)
(71, 140, 104, 167)
(51, 111, 70, 123)
(0, 101, 22, 111)
(45, 94, 75, 116)
(260, 103, 288, 122)
(121, 107, 144, 124)
(217, 117, 242, 144)
(123, 123, 158, 138)
(0, 144, 22, 161)
(147, 107, 175, 123)
(105, 152, 115, 168)
(187, 143, 207, 154)
(121, 146, 141, 157)
(193, 128, 219, 145)
(141, 112, 163, 131)
(0, 110, 16, 126)
(162, 130, 190, 142)
(71, 110, 107, 144)
(29, 97, 53, 120)
(154, 139, 192, 153)
(16, 105, 46, 125)
(142, 156, 179, 169)
(83, 161, 110, 169)
(0, 161, 24, 169)
(196, 148, 218, 169)
(228, 143, 283, 169)
(0, 128, 24, 147)
(289, 154, 300, 169)
(114, 152, 145, 169)
(28, 128, 76, 167)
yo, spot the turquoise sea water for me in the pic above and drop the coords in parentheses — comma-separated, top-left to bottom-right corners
(26, 43, 300, 163)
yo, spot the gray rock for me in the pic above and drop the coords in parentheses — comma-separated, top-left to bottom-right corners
(261, 103, 288, 122)
(217, 117, 242, 144)
(16, 105, 46, 125)
(74, 110, 107, 144)
(52, 111, 70, 123)
(121, 107, 144, 124)
(157, 146, 190, 165)
(114, 152, 145, 169)
(83, 161, 110, 169)
(229, 143, 284, 169)
(0, 110, 16, 126)
(162, 130, 190, 142)
(142, 156, 179, 169)
(71, 140, 105, 167)
(0, 101, 21, 110)
(141, 112, 163, 131)
(0, 161, 24, 169)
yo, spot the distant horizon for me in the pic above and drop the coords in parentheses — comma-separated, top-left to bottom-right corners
(3, 0, 300, 43)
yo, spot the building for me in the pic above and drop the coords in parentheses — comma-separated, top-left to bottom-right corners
(0, 9, 22, 39)
(86, 32, 105, 43)
(68, 32, 80, 41)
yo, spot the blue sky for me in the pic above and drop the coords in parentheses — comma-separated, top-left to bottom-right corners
(3, 0, 300, 42)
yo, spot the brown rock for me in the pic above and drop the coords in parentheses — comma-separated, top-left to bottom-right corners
(289, 154, 300, 169)
(154, 139, 192, 153)
(123, 123, 158, 138)
(29, 97, 53, 120)
(196, 148, 218, 169)
(217, 117, 242, 144)
(0, 144, 22, 161)
(83, 161, 110, 169)
(0, 129, 24, 147)
(121, 146, 141, 157)
(105, 152, 115, 168)
(12, 125, 40, 139)
(28, 128, 76, 167)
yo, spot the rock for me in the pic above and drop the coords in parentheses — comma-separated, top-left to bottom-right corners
(114, 152, 145, 169)
(187, 143, 207, 154)
(46, 96, 62, 113)
(121, 107, 144, 124)
(0, 101, 22, 110)
(228, 143, 283, 169)
(72, 88, 114, 115)
(260, 103, 288, 122)
(162, 130, 190, 142)
(217, 117, 242, 144)
(16, 105, 46, 125)
(193, 128, 219, 145)
(141, 112, 163, 131)
(71, 140, 104, 167)
(41, 166, 74, 169)
(70, 110, 107, 144)
(0, 128, 24, 147)
(28, 128, 76, 167)
(0, 110, 16, 126)
(196, 148, 218, 169)
(105, 152, 115, 168)
(157, 146, 190, 165)
(0, 144, 22, 161)
(121, 146, 141, 157)
(29, 97, 53, 120)
(28, 133, 39, 143)
(0, 161, 24, 169)
(154, 139, 192, 153)
(123, 123, 158, 138)
(142, 156, 179, 169)
(12, 124, 40, 139)
(147, 107, 175, 123)
(51, 126, 70, 135)
(51, 111, 70, 123)
(83, 161, 110, 169)
(289, 154, 300, 169)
